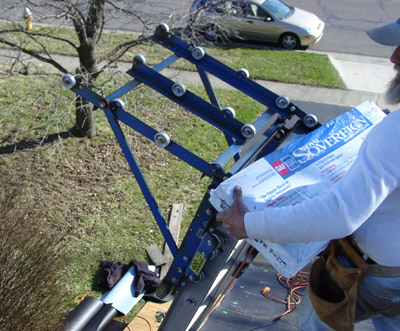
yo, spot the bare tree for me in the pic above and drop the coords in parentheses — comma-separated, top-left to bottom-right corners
(0, 0, 185, 138)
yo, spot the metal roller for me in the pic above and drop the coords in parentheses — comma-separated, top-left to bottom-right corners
(241, 124, 256, 139)
(110, 99, 125, 111)
(172, 82, 186, 97)
(222, 107, 236, 118)
(157, 22, 170, 33)
(154, 132, 171, 147)
(191, 47, 205, 60)
(133, 54, 146, 66)
(62, 73, 76, 89)
(237, 68, 249, 78)
(276, 95, 290, 109)
(303, 113, 318, 128)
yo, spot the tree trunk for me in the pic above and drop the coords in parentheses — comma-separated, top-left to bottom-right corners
(73, 0, 105, 138)
(74, 42, 98, 138)
(74, 97, 96, 138)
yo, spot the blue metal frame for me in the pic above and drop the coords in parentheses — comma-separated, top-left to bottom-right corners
(63, 24, 320, 292)
(126, 64, 246, 144)
(151, 26, 308, 120)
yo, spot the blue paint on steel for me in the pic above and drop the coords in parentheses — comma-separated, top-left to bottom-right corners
(107, 55, 180, 100)
(103, 106, 178, 256)
(197, 66, 237, 152)
(152, 32, 302, 119)
(114, 108, 216, 178)
(127, 65, 246, 144)
(164, 192, 217, 284)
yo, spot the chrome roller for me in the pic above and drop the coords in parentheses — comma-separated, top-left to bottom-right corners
(154, 132, 171, 148)
(157, 23, 170, 33)
(241, 124, 256, 139)
(276, 95, 290, 109)
(237, 68, 249, 78)
(133, 54, 146, 66)
(110, 99, 125, 111)
(303, 114, 318, 128)
(191, 46, 205, 60)
(222, 107, 235, 118)
(172, 83, 186, 97)
(61, 73, 76, 89)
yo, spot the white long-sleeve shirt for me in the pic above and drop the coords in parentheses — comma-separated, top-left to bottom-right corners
(244, 109, 400, 267)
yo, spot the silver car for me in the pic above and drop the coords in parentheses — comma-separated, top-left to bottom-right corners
(188, 0, 324, 50)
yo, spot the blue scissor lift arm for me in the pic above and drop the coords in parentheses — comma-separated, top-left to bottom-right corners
(62, 23, 320, 330)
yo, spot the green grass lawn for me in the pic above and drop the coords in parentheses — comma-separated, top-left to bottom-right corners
(0, 21, 345, 88)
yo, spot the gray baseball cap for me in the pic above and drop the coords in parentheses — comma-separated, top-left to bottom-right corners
(366, 18, 400, 46)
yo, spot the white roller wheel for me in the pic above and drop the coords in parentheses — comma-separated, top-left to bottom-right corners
(133, 54, 146, 66)
(172, 83, 186, 97)
(191, 47, 205, 60)
(61, 73, 76, 89)
(222, 107, 235, 118)
(157, 23, 170, 33)
(237, 68, 249, 78)
(154, 132, 171, 147)
(303, 114, 318, 128)
(111, 99, 125, 111)
(241, 124, 256, 139)
(276, 96, 290, 109)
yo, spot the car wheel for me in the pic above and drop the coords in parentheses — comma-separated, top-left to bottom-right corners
(279, 33, 300, 50)
(204, 25, 219, 42)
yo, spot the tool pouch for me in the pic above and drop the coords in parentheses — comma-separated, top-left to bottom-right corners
(308, 238, 370, 331)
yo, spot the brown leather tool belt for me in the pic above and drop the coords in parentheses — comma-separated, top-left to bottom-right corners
(309, 237, 400, 330)
(349, 236, 400, 278)
(308, 237, 369, 331)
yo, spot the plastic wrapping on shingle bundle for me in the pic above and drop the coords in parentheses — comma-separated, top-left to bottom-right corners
(210, 100, 386, 278)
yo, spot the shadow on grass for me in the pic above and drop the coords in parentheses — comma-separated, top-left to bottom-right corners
(0, 130, 74, 155)
(91, 263, 110, 294)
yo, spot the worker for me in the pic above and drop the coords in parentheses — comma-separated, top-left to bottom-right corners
(216, 19, 400, 330)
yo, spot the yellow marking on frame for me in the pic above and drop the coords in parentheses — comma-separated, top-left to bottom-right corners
(190, 252, 206, 276)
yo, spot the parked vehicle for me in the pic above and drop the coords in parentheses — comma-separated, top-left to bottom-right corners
(188, 0, 324, 50)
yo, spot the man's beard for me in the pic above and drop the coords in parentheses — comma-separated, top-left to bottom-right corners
(385, 64, 400, 105)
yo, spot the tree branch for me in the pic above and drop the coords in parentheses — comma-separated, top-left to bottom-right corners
(0, 37, 68, 74)
(0, 29, 78, 51)
(98, 34, 146, 63)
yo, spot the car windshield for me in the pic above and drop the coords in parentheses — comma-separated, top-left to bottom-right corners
(261, 0, 293, 19)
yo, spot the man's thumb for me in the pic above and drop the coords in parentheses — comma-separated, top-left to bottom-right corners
(216, 211, 225, 222)
(233, 185, 243, 201)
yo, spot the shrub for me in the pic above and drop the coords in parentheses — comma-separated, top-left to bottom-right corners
(0, 176, 65, 330)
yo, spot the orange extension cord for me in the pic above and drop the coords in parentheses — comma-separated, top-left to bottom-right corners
(262, 270, 310, 320)
(208, 246, 256, 315)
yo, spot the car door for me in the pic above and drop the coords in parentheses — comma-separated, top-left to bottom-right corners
(197, 1, 245, 39)
(216, 1, 249, 38)
(238, 3, 277, 42)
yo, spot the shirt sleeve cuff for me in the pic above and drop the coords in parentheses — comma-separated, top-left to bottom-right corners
(244, 211, 268, 239)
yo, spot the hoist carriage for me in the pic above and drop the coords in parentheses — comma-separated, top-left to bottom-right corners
(62, 23, 320, 330)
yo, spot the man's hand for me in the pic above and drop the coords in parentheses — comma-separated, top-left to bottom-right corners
(216, 186, 249, 239)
